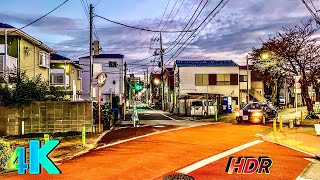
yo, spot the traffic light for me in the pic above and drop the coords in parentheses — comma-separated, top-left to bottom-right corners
(134, 83, 142, 91)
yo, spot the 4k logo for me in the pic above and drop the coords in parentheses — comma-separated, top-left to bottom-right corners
(6, 140, 61, 174)
(225, 156, 272, 174)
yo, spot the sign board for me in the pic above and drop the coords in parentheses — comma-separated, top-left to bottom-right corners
(0, 44, 5, 54)
(96, 72, 107, 87)
(315, 124, 320, 136)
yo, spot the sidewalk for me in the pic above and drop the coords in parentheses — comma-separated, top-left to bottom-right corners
(278, 106, 308, 123)
(263, 125, 320, 158)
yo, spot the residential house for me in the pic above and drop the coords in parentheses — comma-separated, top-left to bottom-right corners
(79, 54, 124, 105)
(50, 54, 82, 100)
(173, 60, 242, 116)
(239, 66, 266, 107)
(163, 67, 174, 112)
(0, 23, 55, 82)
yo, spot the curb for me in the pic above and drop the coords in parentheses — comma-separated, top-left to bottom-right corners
(262, 132, 317, 158)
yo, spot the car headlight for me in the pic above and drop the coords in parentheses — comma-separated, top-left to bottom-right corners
(252, 112, 263, 117)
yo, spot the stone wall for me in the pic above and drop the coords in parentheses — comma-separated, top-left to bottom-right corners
(0, 101, 93, 136)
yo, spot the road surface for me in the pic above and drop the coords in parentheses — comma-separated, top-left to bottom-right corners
(5, 122, 313, 180)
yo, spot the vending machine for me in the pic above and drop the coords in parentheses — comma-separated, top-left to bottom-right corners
(223, 96, 232, 113)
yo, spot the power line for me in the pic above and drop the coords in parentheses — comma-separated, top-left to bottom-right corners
(94, 0, 103, 7)
(151, 0, 172, 40)
(165, 0, 229, 65)
(160, 0, 179, 31)
(164, 0, 209, 54)
(94, 14, 196, 33)
(9, 0, 70, 34)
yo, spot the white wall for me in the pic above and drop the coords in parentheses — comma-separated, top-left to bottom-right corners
(239, 69, 251, 90)
(178, 66, 240, 97)
(79, 57, 124, 104)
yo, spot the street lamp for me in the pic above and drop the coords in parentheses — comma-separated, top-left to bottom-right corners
(154, 78, 160, 85)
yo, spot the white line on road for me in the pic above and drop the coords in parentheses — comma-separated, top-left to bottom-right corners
(176, 140, 264, 174)
(95, 123, 220, 150)
(147, 106, 182, 122)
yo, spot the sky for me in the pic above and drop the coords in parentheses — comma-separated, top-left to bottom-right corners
(0, 0, 317, 74)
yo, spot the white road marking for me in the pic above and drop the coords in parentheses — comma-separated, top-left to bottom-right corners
(147, 106, 182, 122)
(176, 140, 264, 174)
(95, 123, 220, 150)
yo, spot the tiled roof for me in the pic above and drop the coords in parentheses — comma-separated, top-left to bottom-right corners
(0, 22, 15, 28)
(175, 60, 238, 67)
(80, 54, 124, 59)
(50, 54, 70, 60)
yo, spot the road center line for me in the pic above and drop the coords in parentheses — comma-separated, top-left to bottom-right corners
(176, 140, 264, 174)
(146, 106, 182, 122)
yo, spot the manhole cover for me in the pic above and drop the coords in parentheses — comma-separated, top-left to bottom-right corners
(154, 125, 165, 128)
(163, 174, 195, 180)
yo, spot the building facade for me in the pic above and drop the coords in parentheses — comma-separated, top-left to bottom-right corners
(79, 54, 124, 104)
(0, 23, 55, 83)
(174, 60, 242, 116)
(50, 54, 82, 100)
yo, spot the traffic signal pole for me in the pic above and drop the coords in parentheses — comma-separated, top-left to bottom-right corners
(160, 32, 165, 111)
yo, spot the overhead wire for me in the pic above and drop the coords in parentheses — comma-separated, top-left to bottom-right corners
(8, 0, 70, 35)
(164, 0, 229, 65)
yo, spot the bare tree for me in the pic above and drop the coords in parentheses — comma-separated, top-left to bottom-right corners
(251, 20, 320, 119)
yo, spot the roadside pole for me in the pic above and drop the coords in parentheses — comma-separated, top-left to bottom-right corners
(82, 126, 86, 147)
(160, 32, 165, 111)
(273, 119, 277, 137)
(124, 62, 127, 122)
(98, 85, 101, 132)
(279, 115, 283, 132)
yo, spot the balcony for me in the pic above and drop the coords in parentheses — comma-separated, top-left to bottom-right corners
(0, 55, 17, 74)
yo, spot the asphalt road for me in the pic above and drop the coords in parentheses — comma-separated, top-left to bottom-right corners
(4, 123, 313, 180)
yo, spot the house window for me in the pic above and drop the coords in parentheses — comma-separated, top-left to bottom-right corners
(109, 61, 117, 67)
(77, 69, 82, 79)
(51, 74, 69, 86)
(195, 74, 208, 86)
(51, 74, 64, 85)
(113, 80, 116, 84)
(217, 74, 230, 85)
(39, 51, 49, 68)
(240, 75, 247, 82)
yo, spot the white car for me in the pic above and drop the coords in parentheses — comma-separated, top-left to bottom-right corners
(191, 100, 216, 116)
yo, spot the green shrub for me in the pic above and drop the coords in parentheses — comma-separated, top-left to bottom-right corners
(0, 139, 11, 170)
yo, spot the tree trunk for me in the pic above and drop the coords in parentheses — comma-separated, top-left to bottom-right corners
(276, 79, 281, 107)
(300, 78, 318, 119)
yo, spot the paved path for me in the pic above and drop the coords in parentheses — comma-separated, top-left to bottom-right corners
(4, 123, 313, 179)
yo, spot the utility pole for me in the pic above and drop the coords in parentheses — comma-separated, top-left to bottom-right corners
(246, 55, 249, 104)
(146, 67, 149, 105)
(160, 32, 165, 111)
(89, 4, 93, 100)
(124, 62, 127, 120)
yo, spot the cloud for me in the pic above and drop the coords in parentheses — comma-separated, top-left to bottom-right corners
(0, 0, 316, 69)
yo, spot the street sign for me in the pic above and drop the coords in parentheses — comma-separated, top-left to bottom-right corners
(96, 72, 107, 87)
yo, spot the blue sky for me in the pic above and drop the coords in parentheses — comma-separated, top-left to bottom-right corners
(0, 0, 316, 73)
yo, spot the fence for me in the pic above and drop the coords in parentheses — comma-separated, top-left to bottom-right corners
(0, 101, 93, 136)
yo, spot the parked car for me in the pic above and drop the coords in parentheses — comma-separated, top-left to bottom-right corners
(279, 95, 285, 105)
(191, 100, 216, 116)
(236, 102, 278, 124)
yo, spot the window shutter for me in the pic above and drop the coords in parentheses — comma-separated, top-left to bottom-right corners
(203, 74, 209, 86)
(209, 74, 217, 85)
(230, 74, 238, 85)
(195, 74, 203, 86)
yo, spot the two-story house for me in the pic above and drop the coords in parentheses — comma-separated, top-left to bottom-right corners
(50, 54, 82, 100)
(174, 60, 241, 116)
(79, 54, 124, 105)
(0, 23, 55, 83)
